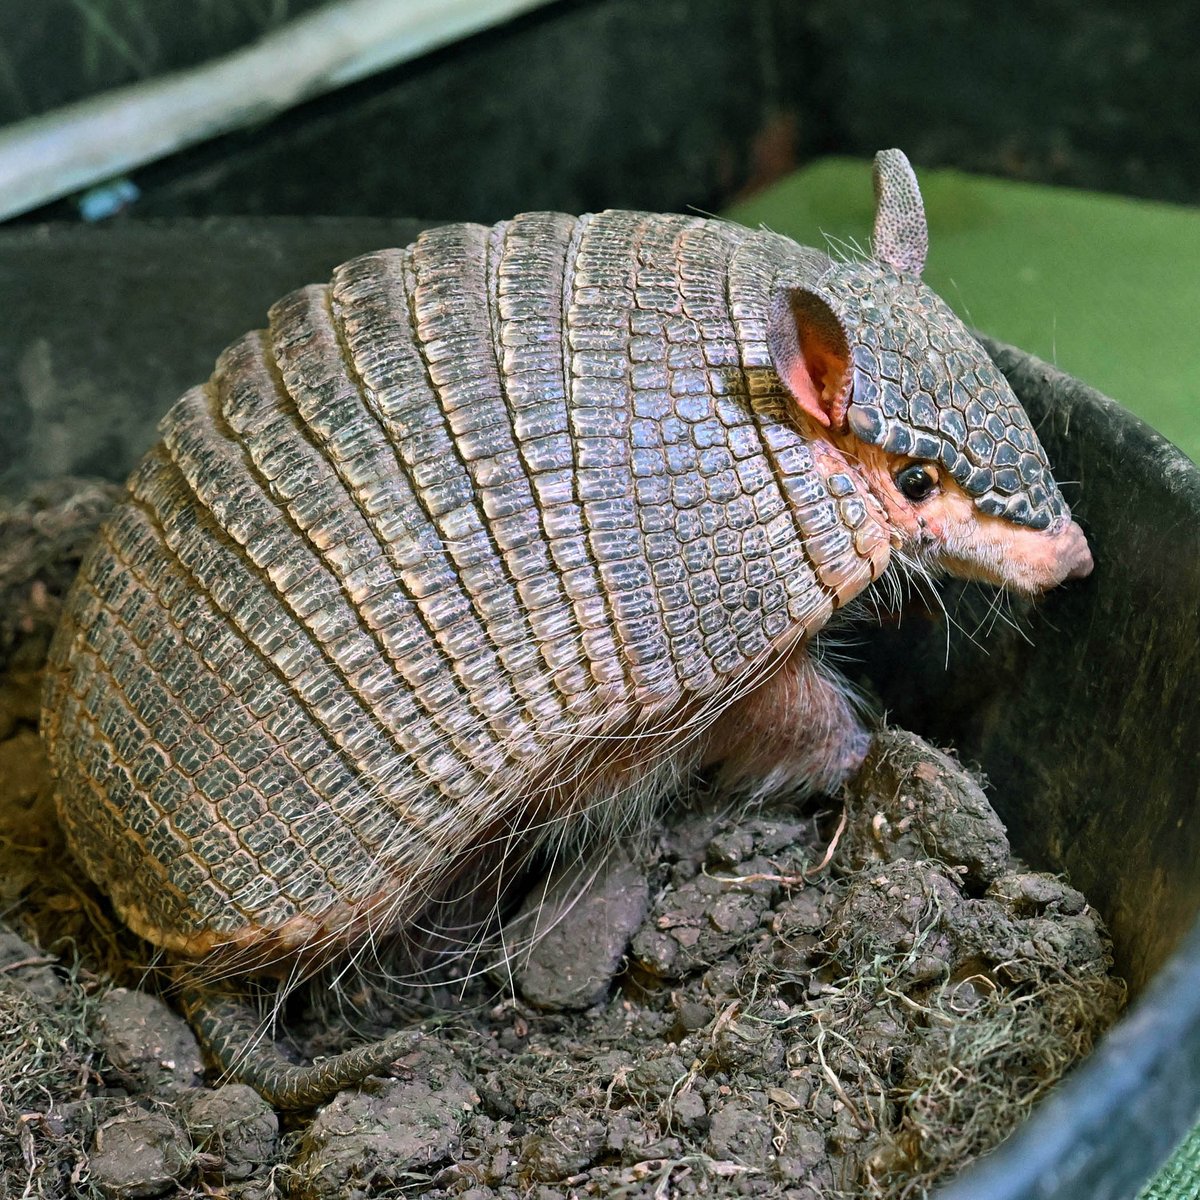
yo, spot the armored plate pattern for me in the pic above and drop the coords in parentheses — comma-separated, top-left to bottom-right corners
(43, 211, 893, 952)
(828, 263, 1069, 531)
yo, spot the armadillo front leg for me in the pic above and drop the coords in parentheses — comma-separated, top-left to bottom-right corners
(179, 985, 425, 1109)
(704, 641, 870, 797)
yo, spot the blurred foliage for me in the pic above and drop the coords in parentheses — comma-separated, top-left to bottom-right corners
(727, 159, 1200, 463)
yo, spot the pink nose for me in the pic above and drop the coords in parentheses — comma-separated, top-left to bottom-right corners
(1060, 520, 1094, 581)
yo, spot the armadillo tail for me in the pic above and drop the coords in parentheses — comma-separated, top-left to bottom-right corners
(178, 984, 424, 1110)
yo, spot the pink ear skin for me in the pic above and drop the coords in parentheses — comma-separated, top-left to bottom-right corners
(766, 288, 853, 432)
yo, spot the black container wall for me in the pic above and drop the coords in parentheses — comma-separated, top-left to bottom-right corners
(7, 0, 1200, 228)
(1, 219, 1198, 1199)
(8, 0, 822, 227)
(0, 219, 433, 495)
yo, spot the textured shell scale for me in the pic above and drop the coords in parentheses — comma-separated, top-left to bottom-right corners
(827, 264, 1068, 530)
(41, 211, 890, 964)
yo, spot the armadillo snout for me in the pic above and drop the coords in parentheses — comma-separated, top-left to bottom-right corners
(1055, 518, 1094, 583)
(935, 510, 1093, 595)
(1012, 515, 1093, 592)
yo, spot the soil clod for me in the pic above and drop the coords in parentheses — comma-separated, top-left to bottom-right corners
(291, 1043, 478, 1200)
(845, 728, 1011, 888)
(504, 845, 651, 1012)
(92, 988, 205, 1099)
(176, 1084, 279, 1183)
(87, 1105, 190, 1199)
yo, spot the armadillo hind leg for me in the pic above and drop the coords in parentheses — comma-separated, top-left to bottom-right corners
(178, 984, 424, 1110)
(703, 645, 871, 797)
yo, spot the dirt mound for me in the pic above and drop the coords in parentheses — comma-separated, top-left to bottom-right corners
(0, 481, 1124, 1198)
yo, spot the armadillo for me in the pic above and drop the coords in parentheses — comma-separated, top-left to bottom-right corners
(40, 150, 1092, 1107)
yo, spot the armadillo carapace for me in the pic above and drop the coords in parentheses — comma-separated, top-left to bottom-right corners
(41, 150, 1092, 1105)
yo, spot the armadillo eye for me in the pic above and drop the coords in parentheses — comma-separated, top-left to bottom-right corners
(895, 463, 939, 502)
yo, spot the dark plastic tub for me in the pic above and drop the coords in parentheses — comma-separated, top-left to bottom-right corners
(865, 341, 1200, 1200)
(2, 219, 1198, 1199)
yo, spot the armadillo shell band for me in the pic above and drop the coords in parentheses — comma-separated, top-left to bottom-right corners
(179, 983, 426, 1109)
(826, 263, 1069, 531)
(115, 877, 417, 977)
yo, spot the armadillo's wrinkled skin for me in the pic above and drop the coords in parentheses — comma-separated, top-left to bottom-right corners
(43, 210, 907, 963)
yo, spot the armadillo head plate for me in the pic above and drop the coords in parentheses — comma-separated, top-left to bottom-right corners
(821, 262, 1069, 532)
(768, 150, 1071, 532)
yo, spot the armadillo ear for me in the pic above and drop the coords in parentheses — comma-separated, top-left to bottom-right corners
(767, 286, 852, 430)
(872, 148, 928, 276)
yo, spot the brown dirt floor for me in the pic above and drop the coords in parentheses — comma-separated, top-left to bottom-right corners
(0, 482, 1125, 1200)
